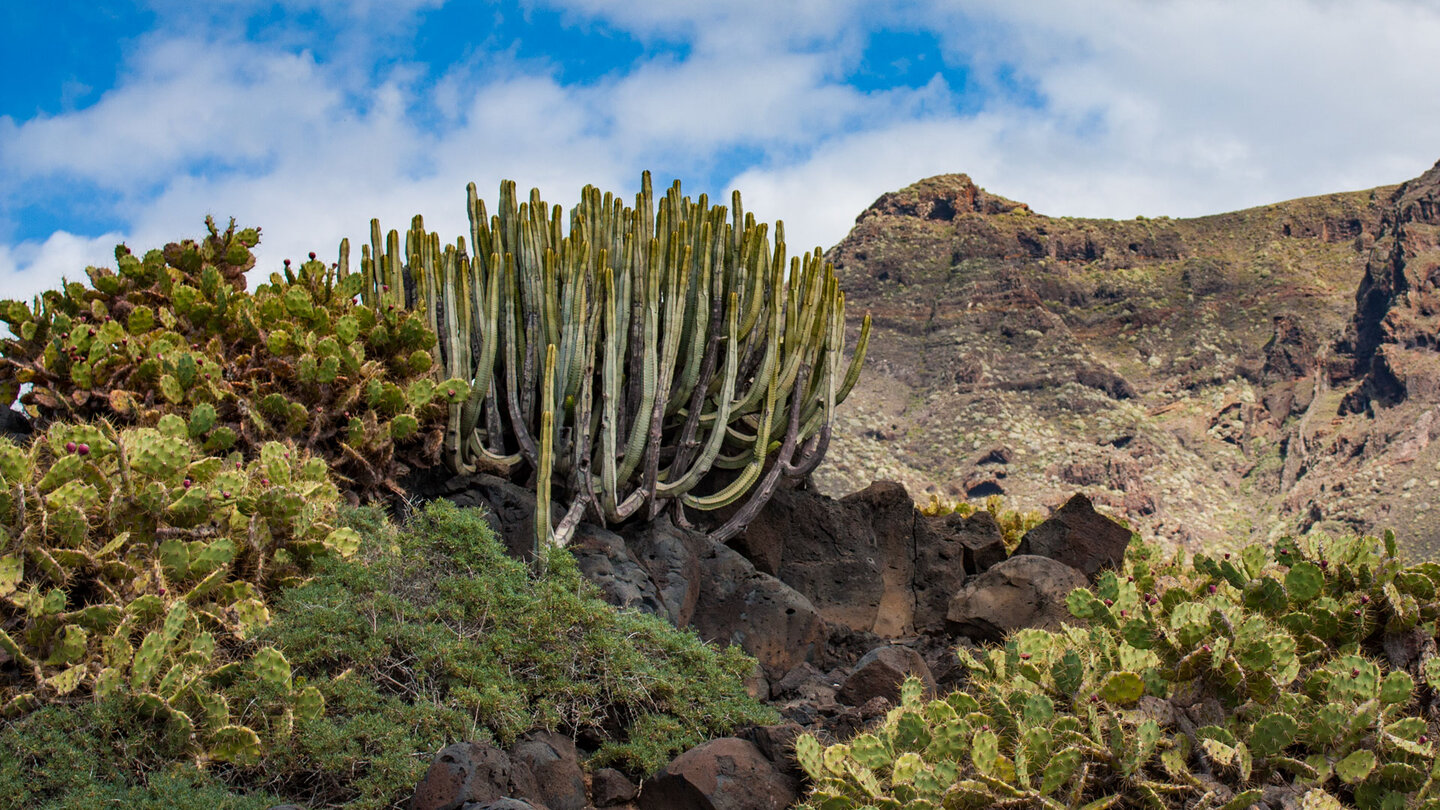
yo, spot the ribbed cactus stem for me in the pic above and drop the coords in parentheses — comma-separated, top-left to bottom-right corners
(536, 343, 556, 555)
(359, 173, 869, 541)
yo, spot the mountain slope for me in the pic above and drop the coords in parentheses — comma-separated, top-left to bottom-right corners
(819, 163, 1440, 557)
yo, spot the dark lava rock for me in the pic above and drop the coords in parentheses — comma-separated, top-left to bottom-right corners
(590, 768, 638, 807)
(946, 555, 1088, 642)
(411, 741, 547, 810)
(836, 644, 936, 706)
(509, 731, 585, 810)
(1014, 493, 1132, 579)
(639, 737, 799, 810)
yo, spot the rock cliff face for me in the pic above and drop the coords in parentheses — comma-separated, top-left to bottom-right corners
(819, 163, 1440, 557)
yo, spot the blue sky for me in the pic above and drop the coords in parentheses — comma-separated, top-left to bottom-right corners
(4, 1, 1440, 301)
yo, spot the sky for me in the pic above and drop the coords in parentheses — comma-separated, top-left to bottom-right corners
(4, 0, 1440, 303)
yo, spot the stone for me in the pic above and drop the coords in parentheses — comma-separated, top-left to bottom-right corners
(946, 555, 1088, 642)
(912, 509, 1004, 633)
(731, 480, 918, 636)
(858, 695, 892, 721)
(625, 516, 704, 627)
(638, 737, 799, 810)
(590, 768, 638, 807)
(689, 537, 827, 680)
(567, 523, 665, 616)
(741, 722, 804, 773)
(1014, 493, 1132, 579)
(460, 801, 539, 810)
(509, 731, 586, 810)
(410, 741, 547, 810)
(769, 661, 837, 705)
(836, 644, 936, 706)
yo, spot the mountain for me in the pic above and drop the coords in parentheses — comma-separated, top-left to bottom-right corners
(818, 161, 1440, 557)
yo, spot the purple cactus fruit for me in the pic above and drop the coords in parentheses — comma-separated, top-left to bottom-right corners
(76, 443, 89, 456)
(157, 587, 166, 596)
(284, 259, 291, 266)
(235, 461, 243, 470)
(1019, 652, 1031, 660)
(222, 491, 231, 499)
(1208, 584, 1217, 594)
(1351, 667, 1360, 678)
(1224, 552, 1230, 560)
(981, 724, 990, 731)
(64, 441, 76, 453)
(308, 251, 317, 260)
(1422, 735, 1430, 744)
(1103, 598, 1114, 607)
(1127, 575, 1134, 582)
(382, 284, 390, 292)
(1120, 609, 1128, 617)
(1089, 694, 1099, 703)
(261, 478, 270, 487)
(1359, 594, 1370, 604)
(182, 479, 192, 489)
(1354, 609, 1363, 616)
(1202, 644, 1212, 653)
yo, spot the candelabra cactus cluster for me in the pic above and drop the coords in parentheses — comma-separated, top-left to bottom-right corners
(0, 217, 466, 502)
(797, 531, 1440, 809)
(359, 173, 869, 547)
(0, 419, 356, 762)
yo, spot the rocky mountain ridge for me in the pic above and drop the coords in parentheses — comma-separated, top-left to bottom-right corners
(817, 161, 1440, 558)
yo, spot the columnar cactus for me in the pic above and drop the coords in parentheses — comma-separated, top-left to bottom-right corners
(359, 173, 870, 548)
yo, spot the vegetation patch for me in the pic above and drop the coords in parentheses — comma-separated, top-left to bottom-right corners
(798, 529, 1440, 809)
(2, 499, 776, 809)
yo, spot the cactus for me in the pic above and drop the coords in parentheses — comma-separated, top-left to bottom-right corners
(798, 528, 1440, 810)
(0, 220, 463, 503)
(0, 420, 352, 761)
(361, 174, 870, 547)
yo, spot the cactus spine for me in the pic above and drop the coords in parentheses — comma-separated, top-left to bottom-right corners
(361, 174, 869, 547)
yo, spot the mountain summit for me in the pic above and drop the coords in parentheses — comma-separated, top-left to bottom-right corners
(819, 162, 1440, 556)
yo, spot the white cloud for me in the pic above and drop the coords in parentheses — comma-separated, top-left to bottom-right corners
(6, 0, 1440, 299)
(0, 231, 125, 306)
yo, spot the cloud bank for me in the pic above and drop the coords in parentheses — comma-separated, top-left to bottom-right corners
(4, 0, 1440, 302)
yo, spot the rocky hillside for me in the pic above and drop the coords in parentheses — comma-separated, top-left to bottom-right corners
(817, 160, 1440, 558)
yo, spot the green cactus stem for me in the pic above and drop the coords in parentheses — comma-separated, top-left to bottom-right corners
(360, 174, 870, 548)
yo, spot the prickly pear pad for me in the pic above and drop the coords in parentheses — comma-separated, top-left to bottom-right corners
(0, 219, 468, 503)
(0, 420, 353, 763)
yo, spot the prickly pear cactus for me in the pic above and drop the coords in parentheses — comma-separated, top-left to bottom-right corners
(797, 532, 1440, 810)
(0, 220, 467, 502)
(0, 420, 350, 763)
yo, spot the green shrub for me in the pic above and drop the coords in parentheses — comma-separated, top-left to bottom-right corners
(256, 500, 777, 777)
(798, 530, 1440, 809)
